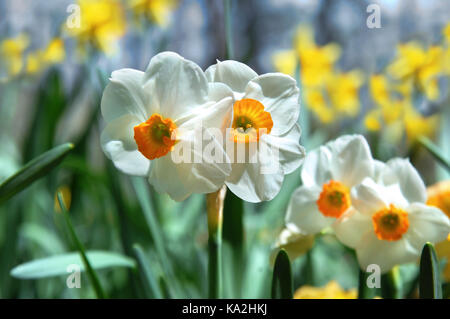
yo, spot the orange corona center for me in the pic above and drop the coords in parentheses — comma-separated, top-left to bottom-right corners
(316, 180, 351, 218)
(231, 98, 273, 143)
(372, 204, 409, 241)
(134, 113, 177, 160)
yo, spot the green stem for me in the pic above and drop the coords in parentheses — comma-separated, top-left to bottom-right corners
(224, 0, 234, 60)
(206, 186, 227, 298)
(57, 193, 106, 299)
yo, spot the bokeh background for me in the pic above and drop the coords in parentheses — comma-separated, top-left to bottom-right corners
(0, 0, 449, 299)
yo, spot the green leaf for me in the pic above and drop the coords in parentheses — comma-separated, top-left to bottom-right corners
(222, 189, 244, 298)
(418, 136, 450, 173)
(419, 242, 442, 299)
(381, 266, 402, 299)
(271, 249, 293, 299)
(58, 193, 106, 299)
(0, 143, 74, 205)
(132, 244, 163, 299)
(10, 251, 136, 279)
(358, 269, 378, 299)
(131, 176, 182, 298)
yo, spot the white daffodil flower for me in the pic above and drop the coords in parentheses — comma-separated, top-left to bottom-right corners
(101, 52, 234, 201)
(334, 158, 450, 273)
(270, 227, 315, 266)
(285, 134, 374, 235)
(205, 60, 305, 202)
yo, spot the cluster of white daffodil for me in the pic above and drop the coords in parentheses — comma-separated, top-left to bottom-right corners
(100, 52, 450, 274)
(100, 52, 305, 202)
(279, 134, 450, 273)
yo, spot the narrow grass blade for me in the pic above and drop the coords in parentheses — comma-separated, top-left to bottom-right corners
(0, 143, 74, 205)
(419, 242, 442, 299)
(131, 177, 182, 298)
(10, 251, 135, 279)
(418, 136, 450, 173)
(271, 249, 293, 299)
(132, 244, 163, 299)
(57, 193, 106, 299)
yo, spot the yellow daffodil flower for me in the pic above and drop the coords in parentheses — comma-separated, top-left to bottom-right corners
(65, 0, 126, 55)
(427, 180, 450, 281)
(294, 281, 357, 299)
(304, 88, 335, 124)
(0, 33, 29, 76)
(128, 0, 177, 27)
(327, 71, 364, 117)
(26, 38, 65, 74)
(366, 73, 437, 144)
(272, 26, 340, 88)
(442, 23, 450, 74)
(403, 104, 438, 142)
(272, 50, 297, 77)
(370, 74, 390, 106)
(295, 27, 341, 88)
(303, 70, 363, 123)
(388, 42, 444, 100)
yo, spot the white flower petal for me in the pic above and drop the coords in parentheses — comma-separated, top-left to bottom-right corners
(285, 185, 334, 235)
(179, 97, 234, 133)
(300, 145, 333, 187)
(333, 208, 373, 249)
(100, 114, 150, 176)
(261, 123, 305, 175)
(244, 73, 300, 136)
(327, 135, 374, 187)
(208, 82, 235, 104)
(205, 60, 258, 94)
(149, 128, 231, 201)
(101, 69, 150, 123)
(372, 159, 386, 181)
(226, 157, 284, 203)
(143, 52, 209, 121)
(355, 231, 419, 273)
(378, 158, 427, 204)
(351, 178, 390, 215)
(405, 203, 450, 250)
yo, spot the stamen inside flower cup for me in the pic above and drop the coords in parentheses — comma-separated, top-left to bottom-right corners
(372, 204, 409, 241)
(316, 180, 351, 218)
(134, 113, 177, 160)
(231, 99, 273, 143)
